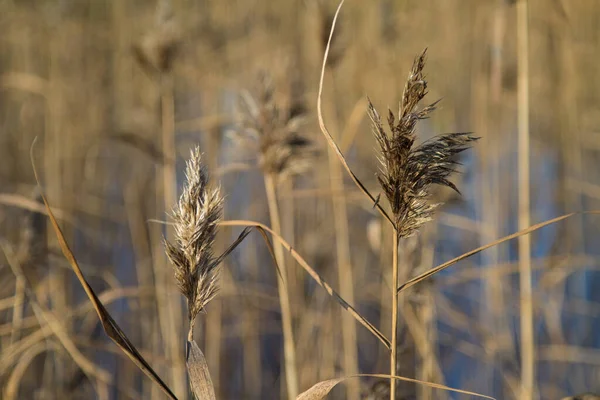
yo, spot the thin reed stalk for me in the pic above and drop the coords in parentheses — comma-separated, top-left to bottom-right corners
(160, 71, 186, 399)
(326, 68, 359, 400)
(45, 33, 69, 391)
(328, 146, 360, 399)
(517, 0, 534, 398)
(205, 114, 224, 397)
(390, 233, 399, 400)
(264, 172, 299, 399)
(131, 2, 186, 395)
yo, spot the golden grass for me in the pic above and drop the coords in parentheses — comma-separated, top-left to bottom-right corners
(1, 0, 600, 399)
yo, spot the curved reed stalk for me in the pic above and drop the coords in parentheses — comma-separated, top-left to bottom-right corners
(317, 4, 477, 397)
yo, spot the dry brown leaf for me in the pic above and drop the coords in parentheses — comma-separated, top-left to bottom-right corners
(398, 211, 600, 293)
(297, 374, 495, 400)
(186, 340, 216, 400)
(0, 193, 72, 223)
(219, 220, 390, 350)
(151, 220, 284, 285)
(296, 378, 344, 400)
(30, 139, 178, 400)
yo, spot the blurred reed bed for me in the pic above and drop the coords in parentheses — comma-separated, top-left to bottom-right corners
(1, 0, 600, 399)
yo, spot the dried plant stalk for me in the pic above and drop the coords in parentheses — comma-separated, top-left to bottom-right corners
(367, 50, 478, 400)
(264, 173, 299, 399)
(132, 3, 185, 395)
(325, 110, 359, 399)
(390, 233, 399, 399)
(516, 0, 534, 398)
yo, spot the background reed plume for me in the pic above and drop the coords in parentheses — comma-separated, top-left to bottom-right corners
(366, 49, 478, 400)
(164, 147, 223, 341)
(234, 73, 318, 181)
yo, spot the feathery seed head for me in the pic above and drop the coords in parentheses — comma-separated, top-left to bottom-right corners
(164, 147, 223, 324)
(233, 73, 317, 180)
(132, 0, 180, 75)
(368, 49, 478, 239)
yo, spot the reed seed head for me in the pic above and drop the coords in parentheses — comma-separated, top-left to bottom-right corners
(233, 73, 317, 180)
(368, 49, 478, 239)
(164, 147, 223, 328)
(133, 1, 180, 74)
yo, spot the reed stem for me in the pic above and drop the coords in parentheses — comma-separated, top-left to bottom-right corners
(264, 173, 298, 399)
(390, 232, 399, 400)
(517, 0, 534, 398)
(327, 70, 360, 400)
(160, 74, 186, 398)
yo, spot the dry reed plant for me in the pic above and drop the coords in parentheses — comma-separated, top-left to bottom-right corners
(366, 49, 478, 399)
(235, 73, 317, 183)
(317, 4, 480, 396)
(163, 146, 225, 399)
(4, 0, 600, 398)
(232, 73, 318, 399)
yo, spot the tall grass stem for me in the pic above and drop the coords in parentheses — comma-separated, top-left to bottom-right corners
(517, 0, 534, 398)
(390, 232, 399, 400)
(264, 173, 299, 399)
(160, 74, 186, 398)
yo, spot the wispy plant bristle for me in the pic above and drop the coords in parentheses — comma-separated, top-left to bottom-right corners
(164, 147, 223, 333)
(368, 49, 478, 239)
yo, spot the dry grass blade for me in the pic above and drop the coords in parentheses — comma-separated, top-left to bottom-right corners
(211, 227, 252, 270)
(397, 211, 600, 293)
(296, 374, 495, 400)
(186, 340, 216, 400)
(561, 395, 600, 400)
(0, 193, 73, 223)
(219, 219, 391, 350)
(1, 242, 113, 394)
(153, 218, 284, 287)
(0, 72, 49, 96)
(317, 0, 394, 228)
(29, 139, 178, 400)
(3, 342, 50, 400)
